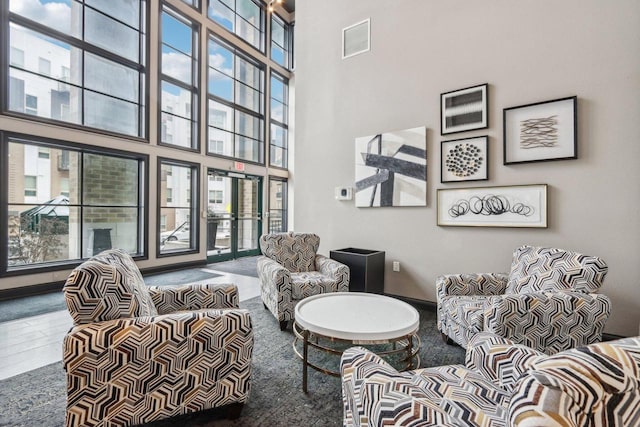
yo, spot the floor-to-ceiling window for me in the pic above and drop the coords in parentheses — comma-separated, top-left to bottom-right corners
(1, 0, 293, 285)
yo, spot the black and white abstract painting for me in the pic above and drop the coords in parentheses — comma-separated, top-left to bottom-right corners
(441, 136, 488, 183)
(441, 84, 488, 135)
(355, 126, 427, 208)
(504, 96, 577, 164)
(437, 184, 547, 228)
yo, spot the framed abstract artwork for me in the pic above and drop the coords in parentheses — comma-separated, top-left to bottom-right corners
(441, 136, 488, 183)
(441, 83, 488, 135)
(437, 184, 547, 228)
(503, 96, 577, 164)
(355, 126, 427, 207)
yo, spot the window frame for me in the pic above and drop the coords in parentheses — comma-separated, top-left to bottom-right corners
(157, 158, 200, 258)
(2, 0, 150, 141)
(267, 176, 287, 233)
(158, 3, 200, 152)
(207, 0, 266, 53)
(270, 12, 292, 69)
(269, 71, 288, 169)
(0, 131, 149, 277)
(206, 33, 266, 165)
(180, 0, 201, 12)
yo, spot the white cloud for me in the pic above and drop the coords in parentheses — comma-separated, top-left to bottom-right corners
(10, 0, 72, 33)
(162, 52, 192, 84)
(208, 53, 233, 77)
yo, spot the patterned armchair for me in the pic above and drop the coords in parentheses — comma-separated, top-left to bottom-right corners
(341, 332, 640, 427)
(437, 245, 611, 354)
(63, 249, 253, 427)
(257, 232, 349, 330)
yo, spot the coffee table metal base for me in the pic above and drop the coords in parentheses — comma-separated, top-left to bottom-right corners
(292, 321, 421, 393)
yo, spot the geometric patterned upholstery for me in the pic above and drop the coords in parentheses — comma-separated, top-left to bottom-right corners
(63, 250, 254, 426)
(505, 245, 608, 294)
(259, 232, 320, 272)
(509, 336, 640, 427)
(257, 232, 349, 328)
(290, 271, 338, 300)
(90, 248, 158, 317)
(437, 245, 611, 354)
(64, 249, 158, 325)
(341, 333, 640, 427)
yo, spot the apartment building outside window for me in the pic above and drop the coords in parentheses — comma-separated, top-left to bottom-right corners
(3, 135, 146, 273)
(160, 5, 199, 150)
(6, 0, 147, 138)
(1, 0, 293, 277)
(207, 35, 265, 163)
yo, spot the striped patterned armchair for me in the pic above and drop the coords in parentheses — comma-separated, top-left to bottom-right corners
(257, 232, 349, 330)
(437, 245, 611, 354)
(341, 332, 640, 427)
(63, 249, 253, 427)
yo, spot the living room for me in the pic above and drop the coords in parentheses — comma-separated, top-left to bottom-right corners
(1, 0, 639, 426)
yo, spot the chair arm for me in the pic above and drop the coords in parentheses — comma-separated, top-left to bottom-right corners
(485, 292, 611, 354)
(341, 347, 425, 427)
(257, 256, 291, 295)
(436, 273, 509, 299)
(509, 336, 640, 427)
(63, 309, 253, 426)
(147, 283, 239, 314)
(316, 254, 350, 291)
(466, 332, 544, 393)
(342, 347, 459, 426)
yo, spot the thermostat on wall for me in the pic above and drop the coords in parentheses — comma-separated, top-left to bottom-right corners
(335, 187, 353, 201)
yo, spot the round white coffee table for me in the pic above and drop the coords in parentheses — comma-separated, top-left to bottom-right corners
(293, 292, 420, 392)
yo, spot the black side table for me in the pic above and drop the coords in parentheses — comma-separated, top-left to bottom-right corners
(329, 248, 385, 294)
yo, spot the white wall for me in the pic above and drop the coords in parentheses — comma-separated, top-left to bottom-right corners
(293, 0, 640, 336)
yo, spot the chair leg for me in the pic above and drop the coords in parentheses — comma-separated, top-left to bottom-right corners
(225, 402, 244, 420)
(441, 332, 454, 345)
(279, 320, 288, 331)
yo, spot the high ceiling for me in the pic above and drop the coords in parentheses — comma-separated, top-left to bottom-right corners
(283, 0, 295, 13)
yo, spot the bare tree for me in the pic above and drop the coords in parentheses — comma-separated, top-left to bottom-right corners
(13, 215, 67, 264)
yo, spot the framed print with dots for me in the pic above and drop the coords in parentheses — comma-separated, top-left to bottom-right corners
(441, 136, 488, 183)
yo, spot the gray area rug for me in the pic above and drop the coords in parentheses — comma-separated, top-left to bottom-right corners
(0, 297, 465, 427)
(0, 292, 67, 323)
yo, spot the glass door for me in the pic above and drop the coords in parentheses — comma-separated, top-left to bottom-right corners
(207, 170, 262, 262)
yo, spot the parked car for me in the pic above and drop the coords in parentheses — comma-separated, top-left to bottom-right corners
(161, 222, 190, 243)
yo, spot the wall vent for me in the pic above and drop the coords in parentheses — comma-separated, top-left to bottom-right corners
(342, 18, 370, 59)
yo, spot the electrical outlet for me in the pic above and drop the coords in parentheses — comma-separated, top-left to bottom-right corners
(393, 261, 400, 272)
